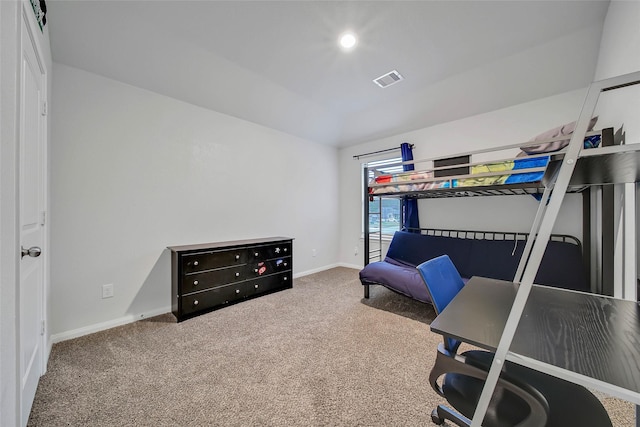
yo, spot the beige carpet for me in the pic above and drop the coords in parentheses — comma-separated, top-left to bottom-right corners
(29, 267, 634, 426)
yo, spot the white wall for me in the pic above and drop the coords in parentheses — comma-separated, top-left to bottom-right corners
(50, 63, 339, 339)
(593, 0, 640, 140)
(339, 89, 592, 265)
(592, 0, 640, 294)
(595, 1, 640, 81)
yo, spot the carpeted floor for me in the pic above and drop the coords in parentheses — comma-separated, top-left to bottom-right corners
(28, 267, 635, 426)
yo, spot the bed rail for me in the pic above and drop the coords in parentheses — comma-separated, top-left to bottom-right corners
(365, 128, 614, 199)
(368, 129, 608, 176)
(402, 227, 582, 253)
(363, 227, 582, 268)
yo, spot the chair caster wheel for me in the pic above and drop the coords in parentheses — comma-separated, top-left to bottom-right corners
(431, 408, 445, 425)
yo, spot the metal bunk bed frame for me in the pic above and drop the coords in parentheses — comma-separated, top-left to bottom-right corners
(363, 130, 617, 293)
(362, 70, 640, 425)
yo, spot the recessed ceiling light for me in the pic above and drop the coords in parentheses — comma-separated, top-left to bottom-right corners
(339, 32, 357, 50)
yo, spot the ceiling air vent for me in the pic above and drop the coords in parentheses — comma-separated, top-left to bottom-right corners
(373, 70, 404, 88)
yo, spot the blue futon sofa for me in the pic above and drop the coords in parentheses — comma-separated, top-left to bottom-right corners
(359, 230, 588, 303)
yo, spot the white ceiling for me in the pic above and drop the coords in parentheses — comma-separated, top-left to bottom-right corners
(47, 1, 610, 147)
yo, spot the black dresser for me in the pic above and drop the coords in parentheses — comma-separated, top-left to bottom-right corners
(168, 237, 293, 322)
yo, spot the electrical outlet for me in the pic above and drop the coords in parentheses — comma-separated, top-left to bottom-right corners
(102, 283, 114, 299)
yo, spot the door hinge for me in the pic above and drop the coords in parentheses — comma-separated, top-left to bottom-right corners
(41, 101, 47, 116)
(40, 320, 45, 336)
(40, 211, 46, 225)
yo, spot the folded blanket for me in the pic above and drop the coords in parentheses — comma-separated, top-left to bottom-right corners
(454, 157, 548, 187)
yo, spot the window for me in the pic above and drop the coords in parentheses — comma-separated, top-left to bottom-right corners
(364, 157, 402, 236)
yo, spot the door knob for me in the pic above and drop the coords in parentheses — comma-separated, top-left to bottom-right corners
(21, 246, 41, 258)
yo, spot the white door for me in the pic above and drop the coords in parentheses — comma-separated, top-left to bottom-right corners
(19, 15, 46, 426)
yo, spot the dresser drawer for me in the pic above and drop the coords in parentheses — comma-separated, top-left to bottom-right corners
(246, 271, 292, 295)
(180, 272, 292, 316)
(182, 249, 248, 273)
(181, 265, 246, 293)
(180, 285, 242, 316)
(247, 242, 291, 262)
(247, 257, 292, 278)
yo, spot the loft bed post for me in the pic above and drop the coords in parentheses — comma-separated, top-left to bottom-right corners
(623, 183, 637, 300)
(470, 70, 640, 427)
(362, 165, 385, 296)
(587, 186, 605, 294)
(377, 197, 383, 258)
(363, 164, 370, 267)
(582, 188, 593, 291)
(583, 127, 614, 294)
(601, 127, 618, 296)
(363, 165, 370, 298)
(602, 175, 615, 295)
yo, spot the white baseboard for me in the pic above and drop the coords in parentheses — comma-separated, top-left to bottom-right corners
(293, 262, 361, 278)
(337, 262, 362, 270)
(50, 306, 171, 344)
(293, 264, 339, 278)
(50, 265, 363, 344)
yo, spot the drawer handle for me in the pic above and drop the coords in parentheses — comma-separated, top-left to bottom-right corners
(254, 284, 259, 289)
(254, 268, 259, 273)
(235, 289, 240, 294)
(284, 248, 288, 252)
(284, 263, 288, 267)
(235, 254, 240, 260)
(193, 300, 199, 306)
(193, 261, 199, 266)
(193, 280, 199, 286)
(254, 252, 259, 257)
(235, 272, 240, 277)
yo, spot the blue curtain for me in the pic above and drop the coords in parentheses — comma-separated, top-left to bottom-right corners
(401, 142, 420, 231)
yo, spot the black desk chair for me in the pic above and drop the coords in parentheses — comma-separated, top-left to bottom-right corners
(417, 255, 613, 427)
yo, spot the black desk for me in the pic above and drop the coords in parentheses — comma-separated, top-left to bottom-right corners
(430, 276, 640, 405)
